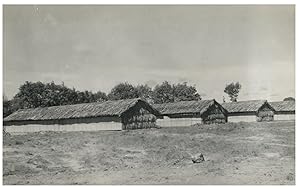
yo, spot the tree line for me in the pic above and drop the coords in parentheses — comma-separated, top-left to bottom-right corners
(3, 81, 201, 117)
(5, 80, 292, 118)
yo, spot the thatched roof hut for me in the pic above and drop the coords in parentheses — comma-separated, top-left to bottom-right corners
(221, 100, 275, 122)
(269, 101, 295, 121)
(153, 99, 228, 126)
(222, 100, 269, 114)
(4, 98, 161, 132)
(154, 99, 225, 116)
(269, 101, 295, 114)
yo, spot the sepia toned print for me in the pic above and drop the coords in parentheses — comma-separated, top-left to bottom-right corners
(3, 5, 295, 185)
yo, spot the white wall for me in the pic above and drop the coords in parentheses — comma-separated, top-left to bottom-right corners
(274, 114, 295, 121)
(227, 115, 257, 123)
(157, 116, 202, 127)
(5, 122, 123, 133)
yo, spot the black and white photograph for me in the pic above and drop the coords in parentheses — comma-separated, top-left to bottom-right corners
(2, 3, 296, 185)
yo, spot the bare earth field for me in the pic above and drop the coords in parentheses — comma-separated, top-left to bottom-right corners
(3, 121, 295, 185)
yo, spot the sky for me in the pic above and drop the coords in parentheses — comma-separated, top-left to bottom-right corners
(3, 5, 295, 102)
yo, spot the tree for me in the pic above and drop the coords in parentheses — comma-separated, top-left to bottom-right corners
(135, 84, 154, 103)
(173, 82, 201, 102)
(283, 97, 295, 101)
(107, 82, 139, 100)
(3, 94, 21, 118)
(152, 81, 201, 104)
(3, 94, 8, 102)
(94, 91, 108, 102)
(3, 98, 13, 118)
(14, 81, 46, 108)
(12, 81, 108, 110)
(224, 82, 242, 102)
(152, 81, 174, 104)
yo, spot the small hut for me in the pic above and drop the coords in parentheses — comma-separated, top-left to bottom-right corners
(221, 100, 275, 122)
(269, 101, 295, 121)
(3, 98, 160, 133)
(153, 99, 228, 127)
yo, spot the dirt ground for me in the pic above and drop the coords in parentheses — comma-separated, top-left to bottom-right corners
(3, 121, 295, 185)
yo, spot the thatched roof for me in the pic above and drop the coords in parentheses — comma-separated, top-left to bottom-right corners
(153, 99, 225, 116)
(269, 101, 295, 112)
(221, 100, 269, 113)
(4, 98, 160, 122)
